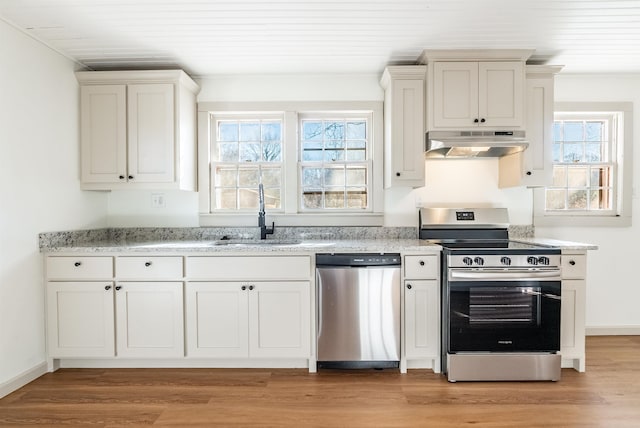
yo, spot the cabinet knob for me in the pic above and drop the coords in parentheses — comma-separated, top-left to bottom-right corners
(144, 261, 152, 267)
(119, 175, 125, 180)
(407, 284, 412, 290)
(128, 175, 134, 180)
(474, 118, 479, 123)
(526, 171, 532, 176)
(480, 118, 486, 123)
(396, 172, 401, 177)
(249, 285, 255, 291)
(74, 261, 82, 267)
(105, 285, 112, 291)
(419, 260, 425, 266)
(115, 285, 122, 291)
(569, 260, 576, 266)
(241, 285, 247, 290)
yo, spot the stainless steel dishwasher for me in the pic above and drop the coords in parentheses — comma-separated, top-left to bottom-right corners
(316, 253, 401, 369)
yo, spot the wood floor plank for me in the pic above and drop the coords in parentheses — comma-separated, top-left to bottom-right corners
(1, 336, 639, 427)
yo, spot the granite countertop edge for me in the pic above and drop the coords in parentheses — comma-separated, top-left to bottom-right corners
(512, 237, 598, 251)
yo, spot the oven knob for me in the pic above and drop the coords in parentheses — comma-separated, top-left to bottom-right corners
(538, 256, 550, 265)
(473, 257, 485, 266)
(527, 256, 538, 265)
(462, 257, 474, 266)
(500, 256, 511, 266)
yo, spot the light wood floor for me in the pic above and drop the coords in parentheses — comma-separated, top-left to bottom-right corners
(1, 336, 639, 427)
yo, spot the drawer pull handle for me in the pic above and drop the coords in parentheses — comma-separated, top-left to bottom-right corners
(569, 260, 576, 266)
(419, 260, 425, 266)
(74, 262, 82, 267)
(105, 285, 112, 291)
(248, 285, 255, 291)
(115, 286, 122, 291)
(407, 284, 412, 290)
(241, 285, 247, 291)
(144, 262, 152, 267)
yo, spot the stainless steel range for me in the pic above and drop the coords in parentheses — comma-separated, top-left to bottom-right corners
(419, 207, 562, 382)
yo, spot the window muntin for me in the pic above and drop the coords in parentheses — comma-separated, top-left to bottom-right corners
(299, 116, 371, 211)
(545, 113, 617, 214)
(211, 117, 283, 211)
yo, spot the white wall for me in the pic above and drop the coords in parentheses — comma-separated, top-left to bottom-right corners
(537, 74, 640, 331)
(0, 20, 107, 394)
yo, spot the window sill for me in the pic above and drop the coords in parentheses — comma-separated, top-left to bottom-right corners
(533, 214, 631, 227)
(199, 213, 384, 227)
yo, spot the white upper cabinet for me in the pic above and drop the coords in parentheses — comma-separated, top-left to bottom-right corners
(421, 50, 532, 131)
(76, 70, 199, 191)
(380, 66, 426, 188)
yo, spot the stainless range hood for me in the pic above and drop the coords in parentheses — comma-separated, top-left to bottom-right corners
(425, 130, 528, 158)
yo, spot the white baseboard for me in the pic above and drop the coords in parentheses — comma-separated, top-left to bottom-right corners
(56, 358, 312, 369)
(0, 362, 48, 399)
(586, 326, 640, 336)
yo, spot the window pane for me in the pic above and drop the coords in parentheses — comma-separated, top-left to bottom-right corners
(589, 189, 611, 210)
(239, 122, 260, 142)
(238, 168, 259, 187)
(324, 149, 344, 162)
(563, 143, 583, 162)
(346, 121, 366, 139)
(325, 139, 345, 149)
(263, 142, 282, 162)
(302, 191, 322, 209)
(261, 122, 281, 142)
(563, 122, 583, 142)
(585, 144, 602, 162)
(325, 167, 345, 186)
(302, 141, 323, 161)
(264, 188, 280, 209)
(546, 189, 566, 210)
(567, 167, 588, 187)
(551, 166, 566, 187)
(553, 122, 562, 142)
(346, 188, 367, 208)
(217, 143, 238, 162)
(238, 188, 258, 209)
(219, 122, 238, 142)
(324, 122, 344, 140)
(302, 121, 323, 141)
(585, 121, 603, 142)
(216, 189, 237, 209)
(346, 167, 366, 186)
(302, 168, 323, 187)
(239, 143, 260, 162)
(325, 190, 345, 208)
(216, 167, 237, 187)
(551, 142, 561, 163)
(567, 189, 588, 210)
(590, 167, 608, 187)
(261, 168, 281, 187)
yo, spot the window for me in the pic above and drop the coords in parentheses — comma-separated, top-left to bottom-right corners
(534, 102, 632, 227)
(198, 102, 383, 226)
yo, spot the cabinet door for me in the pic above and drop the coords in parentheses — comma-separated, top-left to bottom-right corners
(387, 79, 425, 187)
(519, 76, 553, 185)
(478, 61, 524, 128)
(115, 282, 184, 358)
(560, 279, 586, 371)
(185, 282, 249, 358)
(404, 280, 440, 361)
(47, 282, 115, 358)
(432, 62, 478, 128)
(80, 85, 127, 184)
(127, 84, 175, 183)
(249, 282, 311, 358)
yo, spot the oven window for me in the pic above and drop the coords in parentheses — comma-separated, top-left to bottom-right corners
(468, 286, 541, 327)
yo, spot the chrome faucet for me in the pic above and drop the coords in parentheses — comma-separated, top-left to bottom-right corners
(258, 183, 275, 239)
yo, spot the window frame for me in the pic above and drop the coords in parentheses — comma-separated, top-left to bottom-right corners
(533, 102, 633, 227)
(197, 101, 384, 227)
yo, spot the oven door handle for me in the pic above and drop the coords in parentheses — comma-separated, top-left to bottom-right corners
(449, 268, 561, 281)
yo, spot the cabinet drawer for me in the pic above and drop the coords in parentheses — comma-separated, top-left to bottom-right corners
(561, 254, 586, 279)
(116, 256, 183, 279)
(186, 256, 311, 280)
(47, 256, 113, 280)
(404, 255, 438, 279)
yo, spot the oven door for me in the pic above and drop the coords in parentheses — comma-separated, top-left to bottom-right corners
(446, 268, 561, 353)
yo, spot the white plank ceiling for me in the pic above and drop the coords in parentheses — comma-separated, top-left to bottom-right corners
(1, 0, 639, 76)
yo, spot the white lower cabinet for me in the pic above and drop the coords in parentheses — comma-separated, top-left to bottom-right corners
(115, 282, 184, 358)
(186, 281, 310, 359)
(560, 251, 587, 372)
(47, 281, 115, 358)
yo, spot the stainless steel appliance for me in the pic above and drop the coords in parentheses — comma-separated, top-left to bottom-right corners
(316, 253, 401, 369)
(419, 207, 562, 382)
(425, 130, 528, 158)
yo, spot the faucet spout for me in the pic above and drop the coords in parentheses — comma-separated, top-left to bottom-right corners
(258, 184, 274, 239)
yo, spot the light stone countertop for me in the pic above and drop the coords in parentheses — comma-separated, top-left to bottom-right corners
(42, 238, 443, 255)
(512, 237, 598, 251)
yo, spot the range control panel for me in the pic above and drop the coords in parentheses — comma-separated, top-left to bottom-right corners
(448, 254, 561, 268)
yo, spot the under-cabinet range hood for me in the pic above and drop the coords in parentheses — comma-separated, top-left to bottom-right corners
(425, 130, 528, 158)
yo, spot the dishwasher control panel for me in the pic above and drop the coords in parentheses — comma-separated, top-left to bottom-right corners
(316, 253, 401, 267)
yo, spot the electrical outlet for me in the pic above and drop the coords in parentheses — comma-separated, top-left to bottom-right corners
(151, 193, 166, 208)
